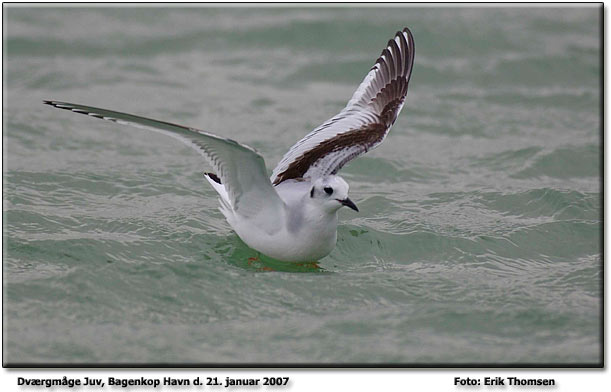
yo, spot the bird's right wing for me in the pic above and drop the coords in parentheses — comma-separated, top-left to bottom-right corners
(271, 28, 414, 185)
(44, 100, 284, 230)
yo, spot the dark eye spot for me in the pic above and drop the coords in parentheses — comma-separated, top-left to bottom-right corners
(324, 187, 333, 195)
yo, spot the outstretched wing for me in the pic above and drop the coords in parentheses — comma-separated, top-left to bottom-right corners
(44, 100, 284, 229)
(271, 27, 415, 185)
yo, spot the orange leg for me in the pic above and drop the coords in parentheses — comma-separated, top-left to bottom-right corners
(259, 266, 274, 272)
(296, 261, 321, 269)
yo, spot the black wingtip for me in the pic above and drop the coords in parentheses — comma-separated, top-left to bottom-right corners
(389, 28, 413, 47)
(396, 27, 413, 43)
(204, 172, 222, 184)
(43, 100, 54, 106)
(402, 27, 414, 42)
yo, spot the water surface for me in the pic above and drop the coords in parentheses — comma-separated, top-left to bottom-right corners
(3, 6, 601, 364)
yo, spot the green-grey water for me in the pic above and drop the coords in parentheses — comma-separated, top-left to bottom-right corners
(2, 6, 601, 365)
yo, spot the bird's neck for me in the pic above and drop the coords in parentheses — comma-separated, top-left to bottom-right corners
(302, 199, 338, 227)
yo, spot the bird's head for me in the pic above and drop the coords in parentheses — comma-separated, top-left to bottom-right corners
(309, 175, 358, 213)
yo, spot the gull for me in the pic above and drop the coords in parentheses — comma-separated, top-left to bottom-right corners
(44, 27, 415, 263)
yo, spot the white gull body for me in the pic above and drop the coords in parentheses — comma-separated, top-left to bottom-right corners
(44, 28, 415, 262)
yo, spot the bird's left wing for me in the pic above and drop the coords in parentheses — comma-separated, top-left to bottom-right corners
(44, 100, 285, 230)
(271, 28, 415, 185)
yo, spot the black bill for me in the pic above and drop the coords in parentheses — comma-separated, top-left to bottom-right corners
(338, 198, 359, 212)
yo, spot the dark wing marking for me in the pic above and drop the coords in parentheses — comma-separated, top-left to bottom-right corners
(271, 27, 415, 185)
(271, 123, 387, 184)
(204, 172, 222, 184)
